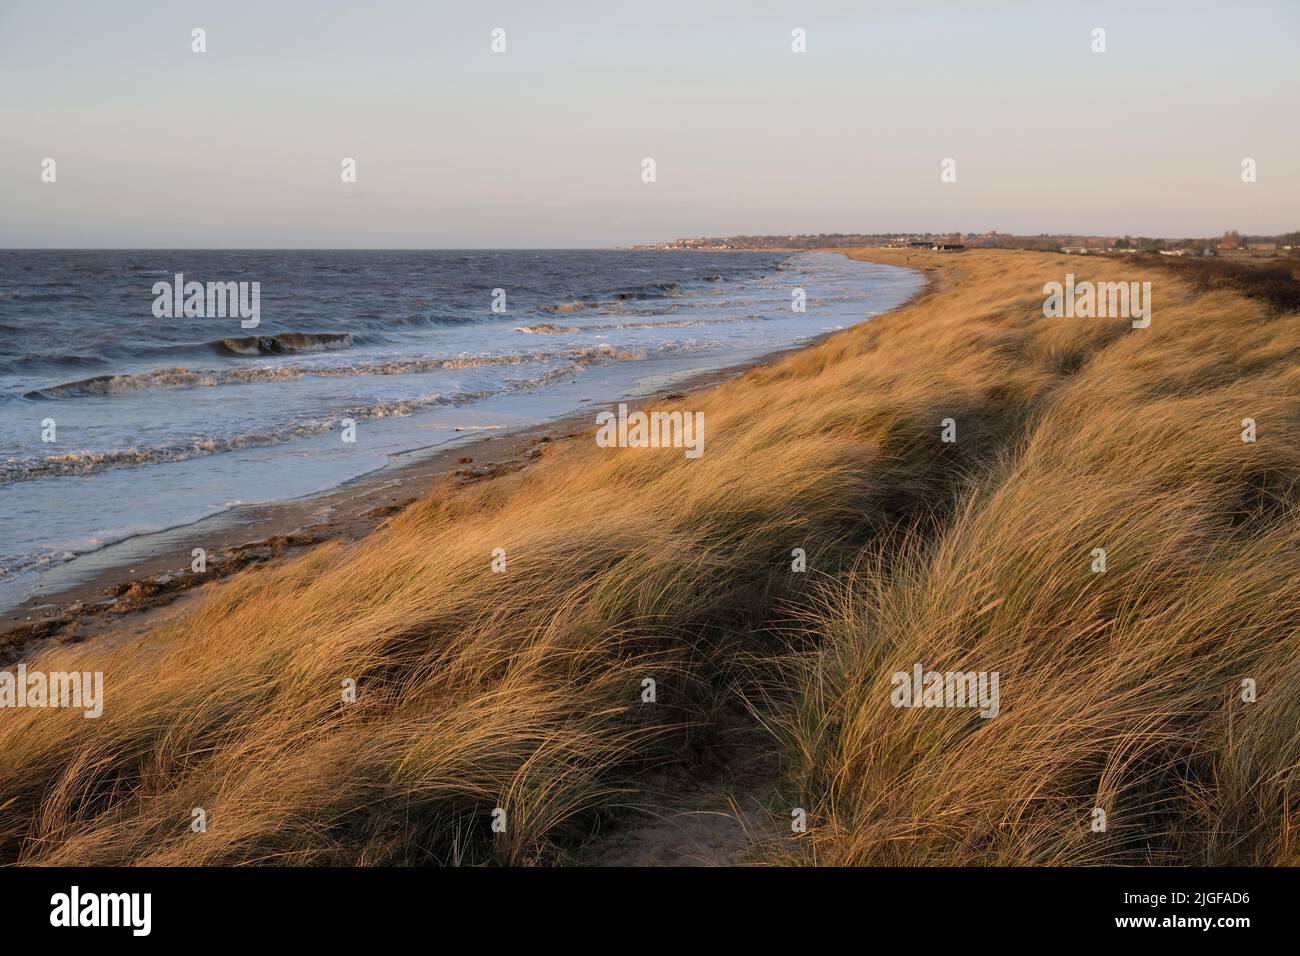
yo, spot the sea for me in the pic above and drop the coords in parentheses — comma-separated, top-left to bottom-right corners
(0, 249, 923, 612)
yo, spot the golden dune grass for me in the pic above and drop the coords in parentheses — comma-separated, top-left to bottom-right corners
(771, 251, 1300, 866)
(2, 248, 1297, 865)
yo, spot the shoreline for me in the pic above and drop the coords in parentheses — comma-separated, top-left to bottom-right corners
(0, 250, 935, 664)
(0, 365, 747, 662)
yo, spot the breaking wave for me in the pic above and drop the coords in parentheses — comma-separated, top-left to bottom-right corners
(541, 281, 687, 314)
(22, 344, 653, 400)
(1, 342, 719, 482)
(218, 332, 354, 355)
(5, 381, 542, 483)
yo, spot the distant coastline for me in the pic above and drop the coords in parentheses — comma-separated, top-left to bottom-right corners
(634, 229, 1300, 259)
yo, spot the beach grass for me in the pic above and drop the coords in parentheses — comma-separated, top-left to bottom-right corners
(3, 248, 1298, 865)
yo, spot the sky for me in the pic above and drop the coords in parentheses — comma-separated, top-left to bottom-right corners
(1, 0, 1296, 247)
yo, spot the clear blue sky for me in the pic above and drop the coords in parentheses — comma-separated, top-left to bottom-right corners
(1, 0, 1295, 247)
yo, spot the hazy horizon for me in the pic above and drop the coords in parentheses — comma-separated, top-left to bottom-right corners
(2, 0, 1296, 248)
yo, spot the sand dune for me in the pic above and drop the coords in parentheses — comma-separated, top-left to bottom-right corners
(3, 249, 1298, 866)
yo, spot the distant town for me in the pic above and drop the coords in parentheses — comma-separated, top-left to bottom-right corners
(633, 230, 1300, 259)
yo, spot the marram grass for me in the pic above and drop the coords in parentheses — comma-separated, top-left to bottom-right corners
(2, 249, 1297, 866)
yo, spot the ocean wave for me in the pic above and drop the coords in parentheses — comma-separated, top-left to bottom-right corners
(513, 323, 581, 335)
(0, 425, 350, 484)
(22, 343, 649, 400)
(541, 301, 602, 315)
(614, 281, 681, 299)
(13, 332, 366, 370)
(2, 343, 671, 483)
(218, 332, 354, 355)
(23, 366, 294, 399)
(541, 280, 685, 314)
(0, 398, 462, 483)
(0, 350, 641, 484)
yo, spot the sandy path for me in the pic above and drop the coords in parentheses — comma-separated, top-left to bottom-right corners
(572, 704, 785, 867)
